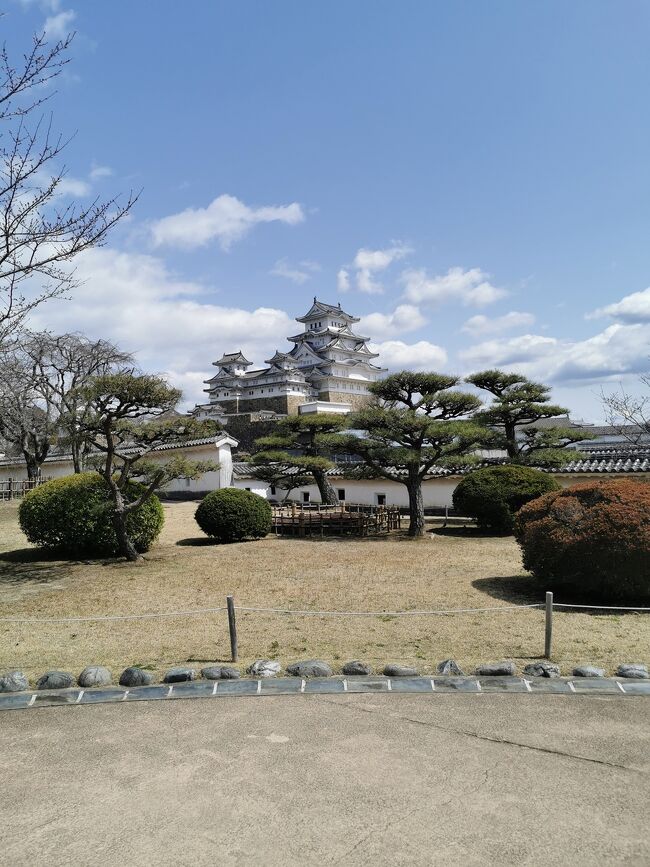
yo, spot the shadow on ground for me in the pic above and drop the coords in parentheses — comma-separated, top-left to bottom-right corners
(430, 527, 509, 539)
(176, 537, 219, 547)
(472, 574, 542, 605)
(176, 531, 421, 546)
(474, 574, 650, 615)
(0, 550, 76, 598)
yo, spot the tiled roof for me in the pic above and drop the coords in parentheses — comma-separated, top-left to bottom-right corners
(0, 437, 218, 467)
(547, 449, 650, 474)
(234, 448, 650, 481)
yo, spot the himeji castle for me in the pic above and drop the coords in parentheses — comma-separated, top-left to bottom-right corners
(193, 298, 386, 418)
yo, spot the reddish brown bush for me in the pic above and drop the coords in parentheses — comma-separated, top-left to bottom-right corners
(514, 479, 650, 602)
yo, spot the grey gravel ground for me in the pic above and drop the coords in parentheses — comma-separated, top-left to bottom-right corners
(1, 693, 648, 866)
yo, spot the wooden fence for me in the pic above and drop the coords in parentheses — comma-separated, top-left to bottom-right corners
(272, 502, 401, 537)
(0, 478, 48, 501)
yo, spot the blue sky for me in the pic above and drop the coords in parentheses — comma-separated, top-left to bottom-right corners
(8, 0, 650, 420)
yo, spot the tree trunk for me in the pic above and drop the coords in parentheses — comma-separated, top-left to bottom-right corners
(504, 422, 519, 460)
(109, 484, 141, 561)
(71, 440, 82, 474)
(112, 510, 141, 561)
(313, 469, 338, 505)
(23, 454, 40, 481)
(406, 474, 425, 537)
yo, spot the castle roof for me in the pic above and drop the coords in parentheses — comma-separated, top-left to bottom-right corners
(212, 351, 252, 367)
(295, 298, 360, 324)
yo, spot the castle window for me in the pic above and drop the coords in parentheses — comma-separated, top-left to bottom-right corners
(337, 488, 346, 501)
(270, 485, 276, 496)
(302, 491, 311, 503)
(376, 493, 387, 506)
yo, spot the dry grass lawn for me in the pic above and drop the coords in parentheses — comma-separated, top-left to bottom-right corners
(0, 500, 648, 682)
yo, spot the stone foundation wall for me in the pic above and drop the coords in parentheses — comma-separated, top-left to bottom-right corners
(318, 391, 372, 410)
(212, 395, 308, 416)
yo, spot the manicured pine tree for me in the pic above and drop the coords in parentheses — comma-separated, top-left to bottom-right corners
(252, 413, 348, 505)
(80, 372, 220, 560)
(338, 372, 491, 537)
(466, 370, 594, 466)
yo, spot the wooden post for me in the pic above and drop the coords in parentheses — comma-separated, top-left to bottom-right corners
(544, 591, 553, 659)
(226, 595, 238, 662)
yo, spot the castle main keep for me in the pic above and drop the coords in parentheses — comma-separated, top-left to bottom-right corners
(193, 298, 385, 418)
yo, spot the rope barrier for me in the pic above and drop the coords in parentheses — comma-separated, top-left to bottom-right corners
(1, 601, 648, 625)
(553, 603, 650, 612)
(0, 607, 228, 624)
(0, 602, 543, 624)
(234, 604, 544, 616)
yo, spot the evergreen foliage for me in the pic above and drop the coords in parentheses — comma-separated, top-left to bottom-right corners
(452, 465, 560, 532)
(467, 370, 593, 466)
(338, 372, 491, 536)
(19, 472, 163, 555)
(79, 372, 220, 560)
(195, 488, 272, 543)
(252, 413, 347, 505)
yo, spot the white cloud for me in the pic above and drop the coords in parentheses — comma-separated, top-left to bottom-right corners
(18, 0, 61, 11)
(89, 164, 113, 180)
(270, 258, 320, 285)
(370, 339, 447, 372)
(348, 242, 412, 295)
(337, 268, 350, 293)
(359, 304, 427, 340)
(462, 311, 535, 336)
(150, 193, 305, 251)
(26, 247, 294, 407)
(460, 334, 558, 368)
(459, 324, 650, 385)
(589, 287, 650, 323)
(43, 8, 75, 38)
(56, 175, 91, 197)
(402, 266, 506, 308)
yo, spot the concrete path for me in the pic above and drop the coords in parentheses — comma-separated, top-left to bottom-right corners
(1, 694, 649, 866)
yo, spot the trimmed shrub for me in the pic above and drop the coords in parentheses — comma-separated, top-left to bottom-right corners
(515, 479, 650, 602)
(195, 488, 272, 543)
(19, 472, 164, 556)
(452, 465, 560, 533)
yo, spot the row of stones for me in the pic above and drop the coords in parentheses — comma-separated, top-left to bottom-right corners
(1, 658, 648, 693)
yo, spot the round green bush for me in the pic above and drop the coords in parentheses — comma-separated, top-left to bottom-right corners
(19, 472, 164, 556)
(452, 465, 560, 533)
(195, 488, 272, 543)
(515, 479, 650, 602)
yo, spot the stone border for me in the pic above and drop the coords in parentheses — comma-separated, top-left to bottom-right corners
(1, 675, 649, 711)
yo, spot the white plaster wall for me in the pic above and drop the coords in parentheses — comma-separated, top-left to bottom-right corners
(243, 477, 461, 507)
(0, 459, 72, 483)
(231, 479, 273, 498)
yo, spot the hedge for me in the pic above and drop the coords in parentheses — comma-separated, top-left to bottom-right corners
(514, 479, 650, 602)
(195, 488, 272, 543)
(19, 472, 164, 556)
(452, 465, 560, 533)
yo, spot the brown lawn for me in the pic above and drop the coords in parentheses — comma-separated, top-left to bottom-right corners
(0, 501, 648, 681)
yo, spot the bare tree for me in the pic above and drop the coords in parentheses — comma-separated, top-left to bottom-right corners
(0, 341, 57, 478)
(601, 374, 650, 445)
(0, 28, 137, 344)
(19, 331, 135, 471)
(0, 331, 133, 476)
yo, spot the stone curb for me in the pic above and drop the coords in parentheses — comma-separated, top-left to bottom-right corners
(1, 675, 649, 711)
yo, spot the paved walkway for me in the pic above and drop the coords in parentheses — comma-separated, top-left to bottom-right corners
(1, 692, 648, 865)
